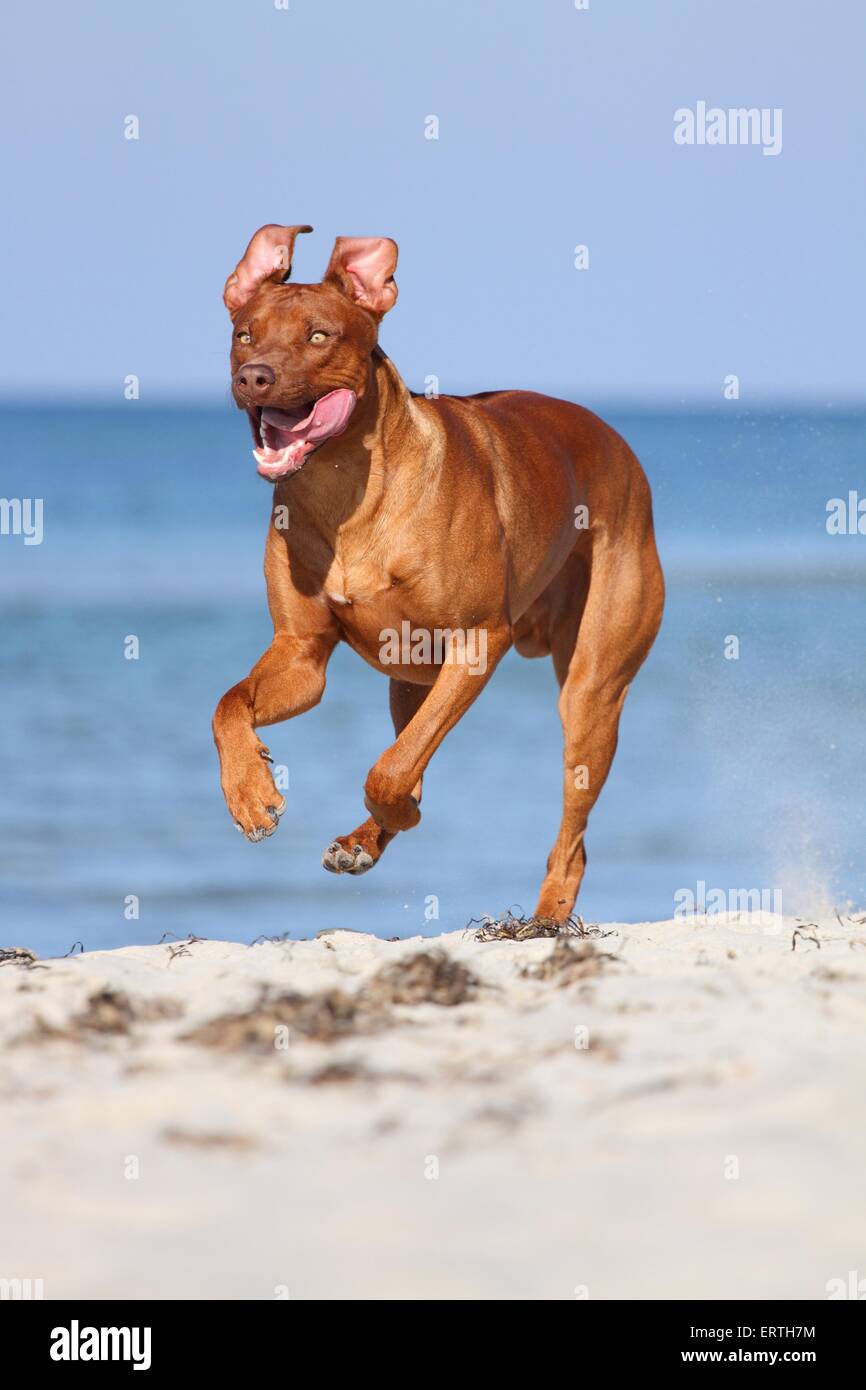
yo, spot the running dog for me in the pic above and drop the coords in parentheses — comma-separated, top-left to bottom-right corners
(213, 224, 664, 920)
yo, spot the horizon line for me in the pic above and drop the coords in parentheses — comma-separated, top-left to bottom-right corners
(0, 393, 863, 414)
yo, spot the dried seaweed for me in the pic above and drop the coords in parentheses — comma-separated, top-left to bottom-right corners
(520, 937, 609, 985)
(181, 987, 369, 1049)
(182, 950, 480, 1052)
(15, 987, 183, 1045)
(365, 950, 478, 1007)
(161, 1127, 256, 1151)
(470, 909, 612, 943)
(0, 947, 43, 970)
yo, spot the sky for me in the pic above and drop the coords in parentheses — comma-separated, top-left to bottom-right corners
(1, 0, 864, 405)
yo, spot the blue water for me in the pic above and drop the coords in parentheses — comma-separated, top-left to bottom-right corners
(1, 404, 864, 955)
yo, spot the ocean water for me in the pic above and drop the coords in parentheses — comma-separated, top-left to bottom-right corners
(1, 403, 864, 956)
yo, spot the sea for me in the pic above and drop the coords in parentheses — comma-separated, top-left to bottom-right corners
(1, 403, 864, 955)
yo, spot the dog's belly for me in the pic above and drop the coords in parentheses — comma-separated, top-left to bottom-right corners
(325, 581, 491, 683)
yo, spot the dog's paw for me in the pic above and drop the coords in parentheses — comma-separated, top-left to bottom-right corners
(321, 817, 394, 875)
(235, 802, 284, 843)
(322, 840, 375, 875)
(224, 747, 286, 843)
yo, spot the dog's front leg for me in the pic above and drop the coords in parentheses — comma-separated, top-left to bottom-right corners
(213, 632, 336, 841)
(363, 627, 512, 834)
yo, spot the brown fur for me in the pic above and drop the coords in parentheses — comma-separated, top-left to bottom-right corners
(213, 226, 664, 919)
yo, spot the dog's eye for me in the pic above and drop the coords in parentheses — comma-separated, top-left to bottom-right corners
(236, 330, 251, 344)
(309, 330, 328, 344)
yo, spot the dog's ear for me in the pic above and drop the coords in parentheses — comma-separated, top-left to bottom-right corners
(322, 237, 398, 316)
(223, 224, 313, 314)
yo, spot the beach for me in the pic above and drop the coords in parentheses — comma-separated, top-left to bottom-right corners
(2, 908, 864, 1301)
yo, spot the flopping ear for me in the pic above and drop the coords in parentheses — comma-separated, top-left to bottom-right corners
(223, 223, 313, 314)
(322, 237, 398, 316)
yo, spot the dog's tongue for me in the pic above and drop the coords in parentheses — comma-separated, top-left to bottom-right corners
(263, 389, 356, 444)
(255, 388, 357, 480)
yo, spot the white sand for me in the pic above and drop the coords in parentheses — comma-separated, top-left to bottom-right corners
(1, 911, 864, 1301)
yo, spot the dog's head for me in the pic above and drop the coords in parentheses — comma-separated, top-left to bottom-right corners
(224, 225, 398, 482)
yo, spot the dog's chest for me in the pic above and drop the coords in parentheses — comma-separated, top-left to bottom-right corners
(324, 553, 398, 616)
(322, 546, 427, 640)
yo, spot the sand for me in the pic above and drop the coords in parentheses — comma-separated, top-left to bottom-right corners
(1, 910, 864, 1301)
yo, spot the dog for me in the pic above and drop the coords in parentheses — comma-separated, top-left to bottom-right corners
(213, 224, 664, 921)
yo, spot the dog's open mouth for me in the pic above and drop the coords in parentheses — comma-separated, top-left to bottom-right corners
(249, 388, 357, 481)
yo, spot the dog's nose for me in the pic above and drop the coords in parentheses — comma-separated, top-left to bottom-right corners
(234, 362, 276, 399)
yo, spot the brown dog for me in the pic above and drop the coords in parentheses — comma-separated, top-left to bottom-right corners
(213, 224, 664, 921)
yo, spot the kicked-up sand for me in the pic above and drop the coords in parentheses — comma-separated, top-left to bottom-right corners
(1, 910, 864, 1301)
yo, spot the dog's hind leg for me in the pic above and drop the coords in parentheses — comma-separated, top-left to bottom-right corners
(535, 531, 664, 921)
(322, 679, 429, 875)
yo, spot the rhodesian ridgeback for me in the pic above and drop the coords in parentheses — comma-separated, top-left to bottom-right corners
(213, 224, 664, 921)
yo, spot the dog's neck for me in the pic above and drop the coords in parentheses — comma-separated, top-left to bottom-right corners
(357, 345, 418, 455)
(274, 347, 422, 537)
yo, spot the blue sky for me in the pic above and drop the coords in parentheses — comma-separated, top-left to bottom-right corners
(2, 0, 864, 403)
